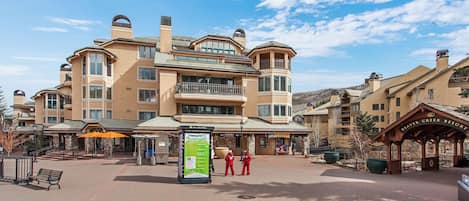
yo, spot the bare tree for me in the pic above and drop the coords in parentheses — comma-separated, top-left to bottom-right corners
(0, 124, 15, 156)
(351, 112, 376, 161)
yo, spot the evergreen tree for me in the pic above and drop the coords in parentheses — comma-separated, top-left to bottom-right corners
(355, 112, 377, 136)
(456, 105, 469, 115)
(0, 86, 7, 117)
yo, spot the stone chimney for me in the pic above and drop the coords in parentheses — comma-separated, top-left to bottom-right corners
(111, 15, 133, 39)
(306, 103, 314, 112)
(367, 72, 382, 93)
(233, 28, 246, 47)
(436, 49, 449, 72)
(60, 64, 72, 83)
(159, 16, 172, 53)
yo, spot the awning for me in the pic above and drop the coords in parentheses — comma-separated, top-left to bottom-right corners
(273, 133, 290, 138)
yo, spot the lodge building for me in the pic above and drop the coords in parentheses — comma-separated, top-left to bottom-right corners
(11, 15, 310, 156)
(304, 49, 469, 155)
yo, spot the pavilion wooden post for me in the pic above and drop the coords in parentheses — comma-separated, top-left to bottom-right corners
(397, 142, 402, 174)
(460, 139, 465, 157)
(386, 142, 392, 174)
(434, 139, 440, 158)
(453, 138, 459, 167)
(421, 140, 426, 170)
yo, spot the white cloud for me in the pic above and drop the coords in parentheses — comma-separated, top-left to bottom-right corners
(13, 56, 60, 62)
(0, 65, 29, 76)
(293, 70, 368, 91)
(48, 17, 100, 26)
(410, 48, 437, 57)
(32, 27, 68, 33)
(244, 0, 469, 57)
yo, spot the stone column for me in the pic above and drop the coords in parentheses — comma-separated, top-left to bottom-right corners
(248, 134, 255, 156)
(65, 135, 72, 151)
(304, 134, 310, 157)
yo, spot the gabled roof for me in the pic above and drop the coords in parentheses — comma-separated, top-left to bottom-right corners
(189, 35, 245, 50)
(66, 46, 117, 62)
(303, 102, 332, 116)
(413, 56, 469, 90)
(387, 68, 436, 97)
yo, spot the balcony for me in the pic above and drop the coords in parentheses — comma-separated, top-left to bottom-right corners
(64, 96, 72, 109)
(174, 114, 247, 124)
(175, 82, 247, 103)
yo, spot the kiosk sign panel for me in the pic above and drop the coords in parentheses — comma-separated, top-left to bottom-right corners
(184, 133, 210, 178)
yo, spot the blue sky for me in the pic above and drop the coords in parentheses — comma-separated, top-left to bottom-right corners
(1, 0, 469, 107)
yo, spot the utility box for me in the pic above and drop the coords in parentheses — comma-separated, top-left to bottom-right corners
(177, 126, 213, 184)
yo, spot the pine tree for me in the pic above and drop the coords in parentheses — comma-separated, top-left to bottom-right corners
(351, 112, 377, 161)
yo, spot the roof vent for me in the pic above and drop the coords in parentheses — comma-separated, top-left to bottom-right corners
(161, 16, 171, 26)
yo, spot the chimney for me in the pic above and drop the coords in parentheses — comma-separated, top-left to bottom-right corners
(306, 103, 314, 112)
(159, 16, 172, 53)
(111, 15, 133, 39)
(330, 95, 340, 105)
(13, 90, 25, 106)
(233, 28, 246, 47)
(367, 72, 382, 93)
(60, 64, 72, 83)
(436, 49, 449, 72)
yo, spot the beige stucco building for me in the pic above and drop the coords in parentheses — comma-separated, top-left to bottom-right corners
(18, 15, 309, 155)
(305, 49, 469, 152)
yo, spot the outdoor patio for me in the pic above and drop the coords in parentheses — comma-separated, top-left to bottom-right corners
(0, 155, 463, 201)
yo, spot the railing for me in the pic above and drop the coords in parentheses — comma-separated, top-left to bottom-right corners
(449, 76, 469, 83)
(176, 82, 245, 96)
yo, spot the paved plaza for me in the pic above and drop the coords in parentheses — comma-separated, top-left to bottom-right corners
(0, 155, 464, 201)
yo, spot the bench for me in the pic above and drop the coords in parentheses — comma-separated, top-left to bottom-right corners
(29, 168, 63, 190)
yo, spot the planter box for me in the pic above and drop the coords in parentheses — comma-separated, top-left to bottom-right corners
(367, 158, 387, 174)
(324, 151, 339, 164)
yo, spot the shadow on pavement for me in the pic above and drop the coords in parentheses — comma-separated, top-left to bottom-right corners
(196, 181, 412, 201)
(18, 184, 48, 191)
(114, 175, 178, 184)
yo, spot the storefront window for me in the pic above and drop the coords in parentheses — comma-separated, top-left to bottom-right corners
(259, 137, 267, 148)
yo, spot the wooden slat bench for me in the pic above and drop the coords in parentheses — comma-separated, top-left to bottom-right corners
(29, 168, 63, 190)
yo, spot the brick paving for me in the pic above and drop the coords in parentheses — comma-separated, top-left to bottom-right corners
(0, 155, 464, 201)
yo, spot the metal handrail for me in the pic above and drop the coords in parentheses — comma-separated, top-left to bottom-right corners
(176, 82, 245, 96)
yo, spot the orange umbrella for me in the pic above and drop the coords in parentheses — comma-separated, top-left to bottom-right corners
(96, 131, 128, 138)
(79, 131, 102, 138)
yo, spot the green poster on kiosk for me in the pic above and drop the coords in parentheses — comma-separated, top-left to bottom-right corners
(183, 133, 210, 178)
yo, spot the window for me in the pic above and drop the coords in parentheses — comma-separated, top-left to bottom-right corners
(288, 106, 292, 116)
(82, 110, 86, 119)
(235, 135, 241, 148)
(257, 105, 271, 116)
(427, 89, 434, 100)
(182, 105, 234, 115)
(89, 53, 103, 75)
(372, 104, 379, 110)
(372, 116, 379, 122)
(47, 94, 57, 109)
(175, 55, 217, 63)
(82, 86, 86, 99)
(60, 117, 64, 123)
(199, 40, 235, 55)
(47, 117, 57, 123)
(380, 116, 385, 122)
(258, 76, 271, 92)
(82, 56, 87, 75)
(139, 111, 156, 120)
(138, 67, 156, 80)
(89, 110, 102, 120)
(380, 104, 385, 110)
(274, 76, 287, 91)
(259, 136, 267, 148)
(287, 78, 291, 92)
(396, 112, 401, 120)
(396, 97, 401, 106)
(59, 96, 64, 109)
(106, 57, 112, 76)
(106, 87, 112, 100)
(352, 104, 360, 112)
(138, 89, 156, 102)
(274, 53, 285, 68)
(274, 104, 287, 116)
(138, 46, 156, 59)
(18, 121, 26, 127)
(89, 86, 103, 99)
(106, 110, 112, 119)
(260, 53, 270, 69)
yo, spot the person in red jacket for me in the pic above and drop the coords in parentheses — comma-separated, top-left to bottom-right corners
(224, 150, 235, 176)
(241, 150, 251, 176)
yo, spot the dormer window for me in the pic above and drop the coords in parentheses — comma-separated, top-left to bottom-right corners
(200, 40, 235, 55)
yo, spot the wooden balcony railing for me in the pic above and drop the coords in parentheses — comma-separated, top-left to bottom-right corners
(449, 76, 469, 83)
(176, 82, 245, 96)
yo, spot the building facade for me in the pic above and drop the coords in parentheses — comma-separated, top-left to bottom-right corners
(19, 15, 309, 155)
(305, 50, 469, 152)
